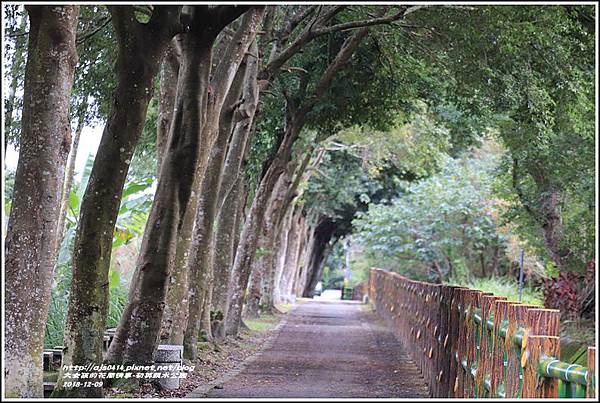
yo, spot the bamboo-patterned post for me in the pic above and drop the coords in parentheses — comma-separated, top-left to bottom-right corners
(455, 288, 472, 397)
(447, 286, 466, 397)
(463, 290, 479, 397)
(505, 303, 537, 397)
(419, 283, 426, 377)
(430, 284, 443, 397)
(476, 295, 506, 397)
(491, 300, 512, 397)
(587, 346, 596, 398)
(522, 308, 561, 398)
(522, 335, 560, 398)
(470, 293, 493, 396)
(502, 302, 524, 397)
(438, 284, 454, 397)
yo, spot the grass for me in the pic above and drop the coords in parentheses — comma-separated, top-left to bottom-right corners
(244, 314, 281, 333)
(43, 371, 59, 383)
(453, 276, 544, 306)
(274, 303, 294, 313)
(560, 319, 596, 364)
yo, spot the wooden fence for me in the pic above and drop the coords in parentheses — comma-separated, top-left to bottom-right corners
(368, 268, 596, 398)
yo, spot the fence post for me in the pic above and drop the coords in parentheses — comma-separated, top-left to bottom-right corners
(587, 346, 596, 398)
(430, 284, 443, 397)
(475, 295, 505, 397)
(505, 303, 537, 397)
(490, 300, 512, 397)
(463, 290, 482, 397)
(434, 285, 451, 397)
(447, 286, 466, 397)
(455, 288, 473, 397)
(521, 308, 561, 398)
(522, 335, 560, 398)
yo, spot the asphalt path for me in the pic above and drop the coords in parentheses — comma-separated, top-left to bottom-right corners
(203, 299, 429, 398)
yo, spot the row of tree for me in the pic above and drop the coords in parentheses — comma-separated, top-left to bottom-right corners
(3, 4, 594, 398)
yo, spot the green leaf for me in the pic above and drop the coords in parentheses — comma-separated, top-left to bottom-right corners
(108, 269, 120, 290)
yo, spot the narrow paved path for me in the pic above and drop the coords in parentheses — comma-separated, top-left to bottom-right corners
(203, 300, 429, 398)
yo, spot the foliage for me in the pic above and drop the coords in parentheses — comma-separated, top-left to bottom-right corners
(127, 77, 161, 180)
(335, 102, 452, 178)
(301, 150, 381, 223)
(543, 258, 595, 320)
(44, 154, 154, 347)
(407, 5, 595, 271)
(462, 277, 543, 306)
(3, 168, 15, 205)
(3, 5, 117, 149)
(353, 145, 508, 283)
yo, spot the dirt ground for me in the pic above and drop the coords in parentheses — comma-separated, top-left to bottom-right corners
(105, 314, 284, 398)
(191, 299, 429, 398)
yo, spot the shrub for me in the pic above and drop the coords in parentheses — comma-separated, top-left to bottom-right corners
(457, 276, 544, 306)
(543, 258, 595, 320)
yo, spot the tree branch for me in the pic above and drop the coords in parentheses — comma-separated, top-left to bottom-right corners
(212, 5, 253, 32)
(108, 6, 140, 45)
(76, 16, 111, 45)
(211, 7, 265, 108)
(147, 6, 185, 38)
(312, 7, 407, 36)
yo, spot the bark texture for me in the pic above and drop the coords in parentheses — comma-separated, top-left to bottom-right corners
(106, 5, 259, 366)
(4, 12, 27, 153)
(156, 38, 181, 176)
(55, 105, 86, 254)
(57, 7, 183, 396)
(225, 169, 289, 334)
(246, 169, 290, 317)
(4, 5, 78, 398)
(183, 37, 260, 359)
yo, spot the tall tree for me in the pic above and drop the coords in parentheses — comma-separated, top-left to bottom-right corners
(4, 5, 79, 397)
(54, 6, 183, 398)
(182, 38, 260, 358)
(3, 8, 27, 154)
(106, 5, 261, 366)
(409, 5, 595, 271)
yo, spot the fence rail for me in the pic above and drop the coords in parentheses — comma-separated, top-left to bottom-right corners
(368, 268, 596, 398)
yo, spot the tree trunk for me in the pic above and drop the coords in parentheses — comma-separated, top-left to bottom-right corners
(181, 34, 260, 361)
(273, 205, 294, 303)
(224, 97, 313, 334)
(303, 217, 336, 297)
(4, 12, 27, 154)
(539, 189, 570, 269)
(55, 8, 182, 397)
(253, 147, 314, 311)
(55, 105, 86, 255)
(295, 225, 315, 297)
(182, 62, 247, 353)
(279, 205, 305, 301)
(245, 224, 270, 318)
(156, 38, 181, 176)
(211, 177, 243, 341)
(258, 170, 294, 312)
(210, 91, 256, 339)
(224, 166, 288, 335)
(107, 6, 259, 366)
(4, 6, 78, 398)
(480, 252, 487, 278)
